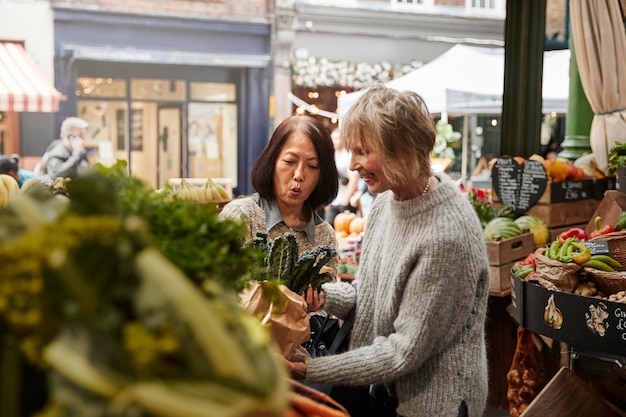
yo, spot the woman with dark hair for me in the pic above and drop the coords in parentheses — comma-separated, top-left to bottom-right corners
(219, 115, 339, 271)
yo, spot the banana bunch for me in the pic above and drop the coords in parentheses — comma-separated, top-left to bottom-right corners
(169, 178, 230, 204)
(201, 178, 230, 202)
(0, 174, 21, 207)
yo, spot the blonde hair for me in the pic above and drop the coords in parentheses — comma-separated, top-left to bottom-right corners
(340, 84, 436, 186)
(60, 117, 88, 139)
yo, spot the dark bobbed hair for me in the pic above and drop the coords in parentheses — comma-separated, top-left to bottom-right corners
(250, 115, 339, 210)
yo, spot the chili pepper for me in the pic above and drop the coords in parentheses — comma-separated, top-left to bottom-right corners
(589, 254, 622, 269)
(580, 259, 615, 272)
(557, 227, 587, 244)
(616, 211, 626, 231)
(571, 241, 591, 264)
(547, 240, 561, 260)
(524, 271, 538, 281)
(589, 216, 616, 239)
(513, 265, 535, 279)
(558, 237, 575, 263)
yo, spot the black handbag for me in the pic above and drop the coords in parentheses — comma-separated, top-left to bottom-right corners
(306, 310, 354, 359)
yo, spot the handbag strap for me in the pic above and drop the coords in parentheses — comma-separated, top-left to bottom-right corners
(328, 308, 355, 354)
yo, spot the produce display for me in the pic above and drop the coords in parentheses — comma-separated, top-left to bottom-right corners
(513, 215, 549, 246)
(0, 162, 289, 417)
(163, 178, 230, 203)
(506, 327, 542, 417)
(0, 173, 20, 206)
(527, 153, 605, 180)
(483, 217, 522, 242)
(511, 223, 626, 303)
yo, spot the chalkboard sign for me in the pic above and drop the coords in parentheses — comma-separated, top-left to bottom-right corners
(492, 157, 547, 216)
(584, 240, 610, 255)
(549, 179, 593, 202)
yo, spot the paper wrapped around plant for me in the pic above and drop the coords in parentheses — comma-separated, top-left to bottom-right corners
(0, 164, 288, 417)
(241, 232, 336, 359)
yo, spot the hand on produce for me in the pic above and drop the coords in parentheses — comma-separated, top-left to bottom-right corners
(303, 285, 325, 313)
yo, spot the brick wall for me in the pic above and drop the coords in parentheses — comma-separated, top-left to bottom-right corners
(50, 0, 271, 19)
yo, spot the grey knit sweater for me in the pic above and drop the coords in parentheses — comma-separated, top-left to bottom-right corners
(305, 175, 490, 417)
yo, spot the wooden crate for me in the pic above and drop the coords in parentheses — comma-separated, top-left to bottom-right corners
(525, 199, 599, 228)
(486, 232, 535, 266)
(584, 190, 626, 237)
(520, 367, 618, 417)
(489, 261, 515, 296)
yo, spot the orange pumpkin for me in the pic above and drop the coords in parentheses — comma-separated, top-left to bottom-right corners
(349, 217, 366, 234)
(334, 211, 357, 233)
(546, 160, 568, 182)
(513, 156, 526, 165)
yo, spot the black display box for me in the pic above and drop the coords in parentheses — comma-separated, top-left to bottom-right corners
(510, 273, 626, 357)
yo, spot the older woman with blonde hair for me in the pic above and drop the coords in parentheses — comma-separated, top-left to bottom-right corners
(288, 84, 490, 417)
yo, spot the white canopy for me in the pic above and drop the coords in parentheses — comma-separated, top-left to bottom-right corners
(337, 44, 570, 116)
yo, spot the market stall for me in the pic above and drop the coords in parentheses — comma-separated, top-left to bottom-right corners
(481, 156, 626, 415)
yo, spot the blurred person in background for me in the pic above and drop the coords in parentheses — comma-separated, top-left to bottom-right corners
(0, 154, 36, 187)
(35, 117, 90, 180)
(325, 128, 361, 227)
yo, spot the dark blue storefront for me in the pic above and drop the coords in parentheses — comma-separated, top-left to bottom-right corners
(52, 6, 272, 194)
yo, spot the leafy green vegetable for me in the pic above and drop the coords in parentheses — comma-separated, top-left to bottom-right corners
(245, 231, 336, 295)
(607, 141, 626, 176)
(85, 161, 256, 294)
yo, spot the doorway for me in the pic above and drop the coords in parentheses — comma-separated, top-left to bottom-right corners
(157, 106, 182, 189)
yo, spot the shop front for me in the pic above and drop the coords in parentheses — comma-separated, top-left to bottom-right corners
(53, 7, 272, 193)
(0, 40, 61, 158)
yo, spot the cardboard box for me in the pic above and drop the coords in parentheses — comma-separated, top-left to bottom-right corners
(510, 273, 626, 357)
(525, 199, 599, 228)
(486, 232, 535, 266)
(585, 190, 626, 237)
(520, 367, 619, 417)
(489, 261, 515, 295)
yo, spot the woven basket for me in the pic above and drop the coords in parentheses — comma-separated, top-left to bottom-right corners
(588, 230, 626, 271)
(582, 267, 626, 295)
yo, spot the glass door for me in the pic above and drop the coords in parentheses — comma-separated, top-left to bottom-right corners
(157, 106, 182, 189)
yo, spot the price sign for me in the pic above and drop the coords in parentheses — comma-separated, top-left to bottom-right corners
(492, 157, 547, 216)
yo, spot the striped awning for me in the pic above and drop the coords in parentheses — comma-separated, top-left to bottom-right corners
(0, 42, 61, 112)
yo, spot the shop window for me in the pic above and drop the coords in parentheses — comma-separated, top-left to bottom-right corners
(190, 82, 236, 102)
(77, 100, 129, 167)
(188, 102, 238, 188)
(131, 79, 186, 101)
(77, 78, 126, 98)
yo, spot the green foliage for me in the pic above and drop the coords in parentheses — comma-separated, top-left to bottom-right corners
(607, 141, 626, 176)
(467, 188, 514, 228)
(90, 161, 256, 294)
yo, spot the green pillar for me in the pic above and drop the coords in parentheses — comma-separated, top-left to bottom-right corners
(500, 0, 546, 158)
(558, 36, 593, 160)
